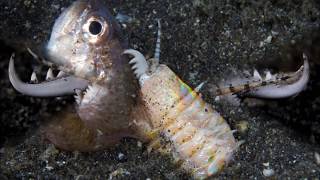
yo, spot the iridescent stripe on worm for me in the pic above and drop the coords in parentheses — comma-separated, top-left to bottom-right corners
(123, 21, 240, 178)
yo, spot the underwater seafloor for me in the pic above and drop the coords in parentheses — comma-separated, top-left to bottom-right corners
(0, 0, 320, 179)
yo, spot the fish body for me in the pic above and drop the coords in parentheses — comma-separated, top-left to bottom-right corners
(46, 0, 139, 150)
(8, 0, 310, 177)
(9, 0, 139, 151)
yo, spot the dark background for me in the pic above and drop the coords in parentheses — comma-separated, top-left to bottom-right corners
(0, 0, 319, 179)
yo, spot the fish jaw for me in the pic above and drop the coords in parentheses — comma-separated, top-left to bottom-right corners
(245, 56, 310, 98)
(45, 0, 139, 138)
(8, 0, 139, 152)
(8, 53, 89, 97)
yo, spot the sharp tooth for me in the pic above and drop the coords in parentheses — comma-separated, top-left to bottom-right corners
(30, 72, 38, 83)
(265, 71, 272, 81)
(56, 71, 65, 78)
(46, 68, 54, 80)
(74, 89, 83, 105)
(253, 69, 262, 81)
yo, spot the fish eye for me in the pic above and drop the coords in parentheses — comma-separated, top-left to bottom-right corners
(89, 20, 102, 35)
(82, 17, 109, 44)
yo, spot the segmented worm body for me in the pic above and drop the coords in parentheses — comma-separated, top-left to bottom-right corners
(8, 0, 310, 178)
(124, 19, 309, 178)
(139, 64, 238, 178)
(123, 21, 238, 177)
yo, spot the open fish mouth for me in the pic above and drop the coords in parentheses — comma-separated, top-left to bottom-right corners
(213, 54, 310, 99)
(8, 53, 89, 97)
(243, 56, 310, 98)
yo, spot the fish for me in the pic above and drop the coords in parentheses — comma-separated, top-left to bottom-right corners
(9, 0, 139, 151)
(8, 0, 310, 177)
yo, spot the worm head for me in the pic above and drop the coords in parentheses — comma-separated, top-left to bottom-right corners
(46, 0, 120, 82)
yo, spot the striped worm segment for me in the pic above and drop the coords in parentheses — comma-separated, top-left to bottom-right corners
(140, 65, 238, 178)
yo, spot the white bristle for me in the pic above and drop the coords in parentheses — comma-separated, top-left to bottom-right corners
(195, 82, 205, 92)
(74, 89, 83, 105)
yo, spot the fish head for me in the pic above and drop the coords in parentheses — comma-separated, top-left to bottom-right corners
(46, 0, 122, 81)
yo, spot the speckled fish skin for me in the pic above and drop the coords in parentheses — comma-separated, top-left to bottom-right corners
(43, 0, 139, 151)
(137, 65, 238, 178)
